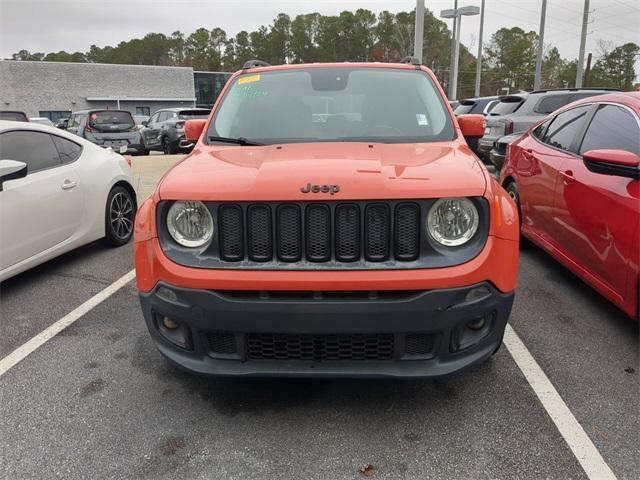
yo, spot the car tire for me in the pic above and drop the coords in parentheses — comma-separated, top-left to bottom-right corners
(104, 185, 136, 247)
(505, 182, 521, 225)
(162, 137, 178, 155)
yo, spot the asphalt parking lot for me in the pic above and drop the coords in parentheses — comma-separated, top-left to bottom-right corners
(0, 156, 637, 480)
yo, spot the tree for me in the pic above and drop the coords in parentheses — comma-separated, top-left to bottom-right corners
(485, 27, 538, 92)
(590, 42, 640, 90)
(185, 28, 213, 70)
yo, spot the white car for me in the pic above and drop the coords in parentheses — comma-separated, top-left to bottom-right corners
(0, 120, 137, 281)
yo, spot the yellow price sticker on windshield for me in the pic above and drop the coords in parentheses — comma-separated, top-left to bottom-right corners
(238, 74, 261, 85)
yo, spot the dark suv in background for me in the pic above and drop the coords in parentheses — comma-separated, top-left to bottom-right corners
(0, 111, 28, 122)
(65, 109, 145, 154)
(477, 88, 619, 161)
(141, 108, 210, 154)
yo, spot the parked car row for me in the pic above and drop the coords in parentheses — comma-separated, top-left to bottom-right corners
(0, 107, 211, 156)
(456, 89, 639, 319)
(0, 120, 137, 281)
(501, 92, 640, 319)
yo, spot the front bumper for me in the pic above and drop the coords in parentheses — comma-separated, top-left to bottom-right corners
(139, 281, 514, 378)
(477, 135, 499, 158)
(490, 148, 506, 170)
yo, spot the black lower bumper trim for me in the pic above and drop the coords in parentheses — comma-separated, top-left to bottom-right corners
(139, 282, 514, 378)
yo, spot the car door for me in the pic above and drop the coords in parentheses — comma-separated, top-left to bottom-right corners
(514, 105, 592, 243)
(0, 130, 83, 271)
(142, 112, 162, 147)
(553, 103, 640, 305)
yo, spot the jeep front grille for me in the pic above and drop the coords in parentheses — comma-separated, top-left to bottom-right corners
(217, 201, 420, 264)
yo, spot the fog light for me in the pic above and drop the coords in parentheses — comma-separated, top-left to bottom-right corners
(466, 317, 487, 331)
(162, 316, 179, 330)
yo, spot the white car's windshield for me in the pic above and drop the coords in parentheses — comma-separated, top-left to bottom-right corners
(207, 67, 454, 145)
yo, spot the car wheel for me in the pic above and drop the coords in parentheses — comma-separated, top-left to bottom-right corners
(162, 137, 178, 155)
(104, 186, 136, 246)
(505, 182, 521, 225)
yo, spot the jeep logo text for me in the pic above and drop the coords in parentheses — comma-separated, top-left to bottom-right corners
(300, 183, 340, 195)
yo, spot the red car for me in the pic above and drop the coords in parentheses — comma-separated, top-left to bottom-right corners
(501, 92, 640, 319)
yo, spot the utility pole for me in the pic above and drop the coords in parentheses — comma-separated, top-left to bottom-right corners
(414, 0, 425, 61)
(575, 0, 590, 88)
(474, 0, 485, 97)
(534, 0, 547, 90)
(448, 0, 458, 97)
(584, 52, 592, 87)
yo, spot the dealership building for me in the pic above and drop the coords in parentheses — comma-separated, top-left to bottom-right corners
(0, 60, 231, 122)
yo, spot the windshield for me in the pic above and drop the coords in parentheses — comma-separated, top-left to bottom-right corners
(207, 67, 454, 145)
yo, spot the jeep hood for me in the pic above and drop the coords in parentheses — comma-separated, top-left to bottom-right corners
(158, 142, 487, 201)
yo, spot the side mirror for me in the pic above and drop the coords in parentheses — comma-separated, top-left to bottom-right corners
(141, 120, 148, 127)
(457, 114, 485, 139)
(185, 119, 206, 143)
(0, 159, 28, 191)
(583, 149, 640, 180)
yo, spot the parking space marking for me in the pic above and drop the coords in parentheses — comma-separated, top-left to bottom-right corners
(503, 324, 617, 480)
(0, 270, 135, 378)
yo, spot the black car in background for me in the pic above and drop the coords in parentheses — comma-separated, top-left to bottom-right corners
(453, 96, 500, 116)
(141, 108, 210, 154)
(0, 111, 28, 122)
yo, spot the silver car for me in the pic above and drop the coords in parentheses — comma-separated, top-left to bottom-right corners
(477, 88, 619, 159)
(65, 109, 145, 155)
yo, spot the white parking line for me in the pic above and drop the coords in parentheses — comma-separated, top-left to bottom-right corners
(503, 324, 617, 480)
(0, 269, 135, 378)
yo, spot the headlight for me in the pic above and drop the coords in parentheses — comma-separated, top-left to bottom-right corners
(427, 198, 479, 246)
(167, 201, 214, 247)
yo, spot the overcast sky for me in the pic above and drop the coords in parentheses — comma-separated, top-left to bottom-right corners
(1, 0, 638, 71)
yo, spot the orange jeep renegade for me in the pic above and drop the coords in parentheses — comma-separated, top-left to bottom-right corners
(134, 59, 519, 377)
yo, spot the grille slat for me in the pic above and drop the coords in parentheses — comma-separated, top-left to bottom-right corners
(246, 333, 394, 361)
(218, 205, 244, 261)
(306, 204, 331, 262)
(277, 205, 302, 262)
(364, 204, 391, 261)
(217, 202, 420, 264)
(247, 205, 273, 261)
(335, 204, 360, 261)
(395, 203, 420, 261)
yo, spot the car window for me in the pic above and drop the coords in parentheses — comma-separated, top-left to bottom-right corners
(67, 114, 79, 128)
(209, 67, 454, 144)
(484, 100, 499, 114)
(0, 111, 28, 122)
(579, 104, 640, 155)
(454, 103, 475, 115)
(531, 119, 552, 140)
(489, 99, 523, 116)
(178, 109, 211, 119)
(0, 131, 61, 173)
(534, 94, 571, 114)
(148, 113, 159, 124)
(541, 105, 591, 152)
(89, 111, 134, 130)
(51, 135, 83, 164)
(157, 112, 168, 122)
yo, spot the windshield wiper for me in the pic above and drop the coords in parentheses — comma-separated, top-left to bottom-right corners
(207, 136, 264, 146)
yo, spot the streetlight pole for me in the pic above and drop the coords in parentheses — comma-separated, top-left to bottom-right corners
(448, 0, 458, 97)
(576, 0, 590, 88)
(474, 0, 485, 97)
(534, 0, 547, 90)
(441, 5, 479, 101)
(414, 0, 425, 61)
